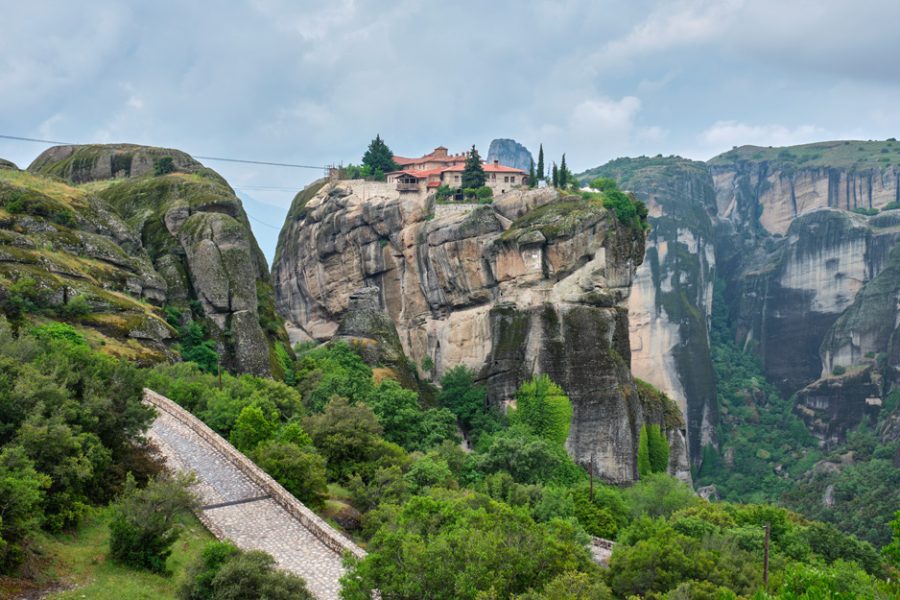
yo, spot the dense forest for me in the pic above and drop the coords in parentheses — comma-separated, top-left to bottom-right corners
(0, 318, 896, 599)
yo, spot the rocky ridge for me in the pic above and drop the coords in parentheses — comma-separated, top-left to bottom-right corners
(487, 138, 535, 172)
(582, 140, 900, 450)
(273, 179, 687, 482)
(0, 144, 288, 374)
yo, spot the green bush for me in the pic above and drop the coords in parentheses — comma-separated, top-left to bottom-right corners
(108, 473, 198, 573)
(251, 441, 328, 509)
(512, 375, 572, 446)
(178, 542, 313, 599)
(153, 156, 176, 176)
(832, 365, 846, 376)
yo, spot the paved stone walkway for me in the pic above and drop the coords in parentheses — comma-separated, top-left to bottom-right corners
(148, 409, 346, 600)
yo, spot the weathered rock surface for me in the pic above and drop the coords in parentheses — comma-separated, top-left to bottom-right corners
(21, 144, 287, 374)
(582, 140, 900, 446)
(584, 157, 719, 464)
(487, 138, 535, 172)
(273, 180, 676, 482)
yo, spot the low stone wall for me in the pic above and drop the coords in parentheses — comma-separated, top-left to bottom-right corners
(433, 202, 483, 219)
(143, 388, 366, 560)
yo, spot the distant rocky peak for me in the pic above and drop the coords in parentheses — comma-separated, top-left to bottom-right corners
(487, 138, 534, 172)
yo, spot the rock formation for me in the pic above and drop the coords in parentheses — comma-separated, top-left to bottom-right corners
(487, 139, 535, 172)
(4, 144, 288, 374)
(582, 140, 900, 448)
(273, 179, 688, 482)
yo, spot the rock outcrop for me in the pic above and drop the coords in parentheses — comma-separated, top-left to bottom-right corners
(582, 157, 719, 464)
(272, 179, 685, 482)
(14, 144, 288, 374)
(582, 140, 900, 447)
(487, 139, 535, 172)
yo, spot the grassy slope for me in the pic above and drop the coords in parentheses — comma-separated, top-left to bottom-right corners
(708, 139, 900, 169)
(2, 507, 214, 600)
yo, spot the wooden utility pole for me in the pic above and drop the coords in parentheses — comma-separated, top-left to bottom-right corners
(763, 522, 770, 589)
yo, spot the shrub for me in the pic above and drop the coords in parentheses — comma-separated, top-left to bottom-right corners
(60, 293, 91, 317)
(511, 375, 572, 446)
(29, 322, 87, 346)
(153, 156, 176, 176)
(178, 543, 313, 600)
(832, 365, 846, 376)
(476, 185, 493, 200)
(109, 473, 198, 572)
(251, 441, 328, 509)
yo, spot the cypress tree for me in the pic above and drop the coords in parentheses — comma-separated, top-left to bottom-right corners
(537, 144, 545, 180)
(647, 425, 670, 473)
(551, 163, 559, 187)
(528, 160, 536, 188)
(637, 425, 651, 477)
(362, 134, 399, 177)
(462, 145, 486, 189)
(559, 154, 568, 188)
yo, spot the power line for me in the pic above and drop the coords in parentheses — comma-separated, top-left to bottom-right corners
(0, 133, 328, 170)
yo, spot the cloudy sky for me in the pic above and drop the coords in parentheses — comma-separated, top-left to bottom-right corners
(2, 0, 899, 261)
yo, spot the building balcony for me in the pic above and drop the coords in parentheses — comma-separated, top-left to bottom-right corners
(396, 182, 420, 192)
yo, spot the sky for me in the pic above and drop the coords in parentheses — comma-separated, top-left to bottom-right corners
(3, 0, 900, 263)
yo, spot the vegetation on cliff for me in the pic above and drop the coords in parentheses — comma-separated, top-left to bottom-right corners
(709, 139, 900, 170)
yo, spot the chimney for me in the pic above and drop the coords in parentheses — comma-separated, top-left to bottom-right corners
(493, 159, 499, 166)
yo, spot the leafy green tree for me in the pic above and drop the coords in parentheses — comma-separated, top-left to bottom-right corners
(438, 366, 498, 442)
(514, 571, 612, 600)
(361, 134, 398, 178)
(178, 541, 240, 600)
(0, 446, 50, 570)
(178, 321, 218, 374)
(251, 441, 328, 509)
(295, 341, 375, 412)
(303, 396, 387, 481)
(368, 379, 458, 452)
(537, 144, 545, 180)
(512, 375, 572, 446)
(589, 177, 617, 192)
(340, 491, 594, 600)
(109, 473, 198, 573)
(462, 145, 486, 189)
(180, 543, 313, 600)
(229, 404, 277, 452)
(624, 473, 699, 518)
(884, 510, 900, 569)
(154, 156, 176, 176)
(475, 426, 582, 485)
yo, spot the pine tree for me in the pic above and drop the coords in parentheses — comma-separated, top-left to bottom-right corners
(462, 145, 486, 189)
(551, 162, 559, 187)
(362, 134, 398, 177)
(528, 160, 536, 188)
(559, 154, 568, 188)
(537, 144, 545, 180)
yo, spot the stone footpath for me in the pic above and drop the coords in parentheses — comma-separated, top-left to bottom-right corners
(147, 409, 346, 600)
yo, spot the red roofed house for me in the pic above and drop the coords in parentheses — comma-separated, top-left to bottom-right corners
(386, 146, 528, 197)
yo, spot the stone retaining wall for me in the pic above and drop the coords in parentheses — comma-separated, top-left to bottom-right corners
(433, 202, 483, 218)
(143, 388, 366, 560)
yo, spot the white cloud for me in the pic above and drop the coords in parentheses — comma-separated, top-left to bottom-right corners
(698, 120, 826, 155)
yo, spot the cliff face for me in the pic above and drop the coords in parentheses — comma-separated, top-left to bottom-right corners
(580, 157, 719, 464)
(18, 144, 287, 375)
(583, 140, 900, 448)
(273, 179, 687, 482)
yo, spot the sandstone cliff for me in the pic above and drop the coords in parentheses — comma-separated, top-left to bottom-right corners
(8, 144, 288, 375)
(273, 180, 687, 482)
(581, 157, 719, 464)
(583, 140, 900, 447)
(487, 138, 535, 172)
